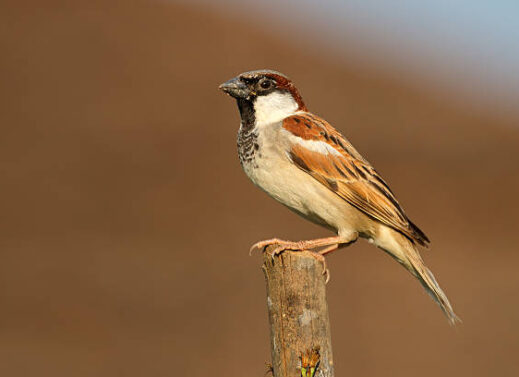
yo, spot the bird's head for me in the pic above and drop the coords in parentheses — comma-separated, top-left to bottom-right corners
(219, 70, 307, 125)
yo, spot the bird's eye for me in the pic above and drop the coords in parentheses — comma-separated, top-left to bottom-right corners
(260, 80, 272, 89)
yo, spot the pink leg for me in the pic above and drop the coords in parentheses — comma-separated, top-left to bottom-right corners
(319, 244, 339, 256)
(319, 233, 358, 256)
(250, 234, 358, 283)
(250, 237, 340, 283)
(250, 236, 341, 255)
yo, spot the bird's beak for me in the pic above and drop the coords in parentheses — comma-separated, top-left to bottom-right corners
(219, 77, 250, 99)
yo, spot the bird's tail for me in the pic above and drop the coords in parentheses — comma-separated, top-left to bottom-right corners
(383, 235, 461, 325)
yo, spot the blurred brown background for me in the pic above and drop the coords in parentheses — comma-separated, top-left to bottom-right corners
(1, 1, 518, 376)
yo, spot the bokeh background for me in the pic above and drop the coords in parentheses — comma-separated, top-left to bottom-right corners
(2, 1, 519, 376)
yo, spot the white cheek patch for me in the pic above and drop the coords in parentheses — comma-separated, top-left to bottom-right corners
(282, 129, 341, 156)
(254, 92, 299, 126)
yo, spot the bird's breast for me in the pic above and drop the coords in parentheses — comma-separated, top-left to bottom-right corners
(238, 125, 361, 233)
(237, 126, 259, 168)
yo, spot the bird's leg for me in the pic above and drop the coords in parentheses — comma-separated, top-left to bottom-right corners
(318, 233, 358, 256)
(318, 244, 339, 256)
(250, 236, 341, 283)
(310, 251, 331, 283)
(250, 236, 341, 256)
(314, 233, 358, 281)
(250, 234, 358, 283)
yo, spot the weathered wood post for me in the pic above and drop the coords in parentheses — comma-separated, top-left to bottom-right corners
(262, 248, 335, 377)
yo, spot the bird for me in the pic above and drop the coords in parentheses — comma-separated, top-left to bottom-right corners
(219, 69, 459, 324)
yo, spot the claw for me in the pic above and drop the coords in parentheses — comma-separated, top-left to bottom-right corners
(324, 268, 330, 284)
(308, 251, 330, 283)
(266, 243, 291, 260)
(250, 238, 333, 283)
(271, 245, 286, 255)
(249, 238, 284, 256)
(249, 244, 260, 256)
(251, 238, 332, 282)
(250, 238, 299, 257)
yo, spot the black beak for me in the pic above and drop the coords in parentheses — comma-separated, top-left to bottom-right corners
(219, 77, 250, 100)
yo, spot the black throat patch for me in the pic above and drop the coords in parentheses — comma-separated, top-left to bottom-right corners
(237, 98, 255, 131)
(236, 98, 259, 166)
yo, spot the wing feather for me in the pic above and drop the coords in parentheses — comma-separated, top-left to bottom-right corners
(283, 113, 429, 246)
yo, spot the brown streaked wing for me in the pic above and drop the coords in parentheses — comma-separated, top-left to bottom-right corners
(283, 114, 429, 246)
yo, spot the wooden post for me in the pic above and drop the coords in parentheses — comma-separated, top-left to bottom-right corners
(262, 248, 335, 377)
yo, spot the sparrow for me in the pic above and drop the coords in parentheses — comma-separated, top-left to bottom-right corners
(219, 69, 459, 324)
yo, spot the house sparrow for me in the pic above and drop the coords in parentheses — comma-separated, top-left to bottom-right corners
(219, 69, 459, 324)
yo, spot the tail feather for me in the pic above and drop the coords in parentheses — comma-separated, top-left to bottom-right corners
(408, 250, 461, 325)
(378, 232, 461, 325)
(402, 243, 461, 325)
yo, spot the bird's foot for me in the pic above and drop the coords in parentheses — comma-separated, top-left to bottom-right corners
(309, 251, 330, 284)
(250, 238, 330, 282)
(250, 238, 307, 256)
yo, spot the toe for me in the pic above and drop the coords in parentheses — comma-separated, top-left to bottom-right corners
(324, 269, 330, 284)
(250, 239, 278, 255)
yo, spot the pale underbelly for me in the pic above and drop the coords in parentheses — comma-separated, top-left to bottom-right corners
(242, 154, 370, 236)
